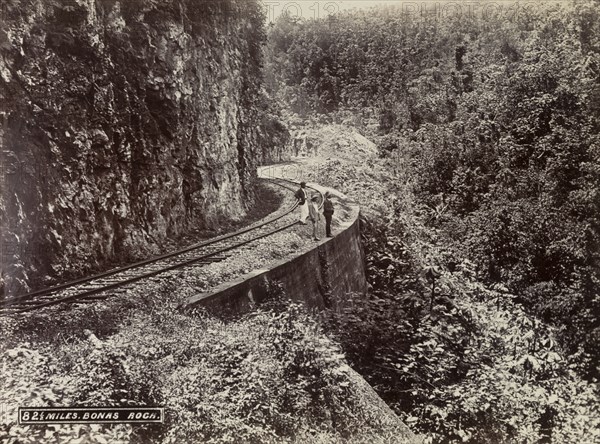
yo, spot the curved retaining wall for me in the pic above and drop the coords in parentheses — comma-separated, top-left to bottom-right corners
(185, 206, 367, 315)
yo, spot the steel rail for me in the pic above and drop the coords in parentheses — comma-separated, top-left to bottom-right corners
(14, 219, 300, 313)
(2, 179, 297, 305)
(1, 177, 323, 314)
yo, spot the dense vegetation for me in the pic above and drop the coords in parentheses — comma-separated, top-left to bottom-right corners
(266, 1, 600, 442)
(2, 1, 598, 443)
(1, 283, 416, 443)
(294, 123, 598, 443)
(267, 0, 599, 379)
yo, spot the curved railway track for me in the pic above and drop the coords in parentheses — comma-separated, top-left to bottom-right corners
(1, 178, 323, 315)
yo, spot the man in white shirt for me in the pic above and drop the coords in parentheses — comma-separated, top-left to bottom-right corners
(294, 182, 309, 224)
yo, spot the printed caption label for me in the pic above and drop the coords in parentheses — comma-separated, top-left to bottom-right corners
(19, 407, 164, 424)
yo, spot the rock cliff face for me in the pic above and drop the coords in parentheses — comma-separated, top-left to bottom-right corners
(0, 0, 265, 294)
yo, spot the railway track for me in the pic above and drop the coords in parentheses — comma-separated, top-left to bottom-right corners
(0, 178, 322, 315)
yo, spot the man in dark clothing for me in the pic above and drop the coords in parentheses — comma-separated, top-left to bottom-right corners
(323, 192, 334, 237)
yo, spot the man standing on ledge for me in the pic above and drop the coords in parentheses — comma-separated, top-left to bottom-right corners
(308, 195, 321, 241)
(295, 181, 309, 224)
(323, 192, 334, 237)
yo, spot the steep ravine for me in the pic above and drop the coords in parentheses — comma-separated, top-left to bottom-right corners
(0, 0, 266, 294)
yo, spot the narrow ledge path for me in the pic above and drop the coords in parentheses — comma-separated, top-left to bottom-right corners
(183, 164, 361, 312)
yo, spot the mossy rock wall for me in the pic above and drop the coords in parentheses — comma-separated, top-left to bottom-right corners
(0, 0, 265, 294)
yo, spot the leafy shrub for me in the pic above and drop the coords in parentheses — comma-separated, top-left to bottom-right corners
(1, 284, 408, 443)
(326, 217, 599, 444)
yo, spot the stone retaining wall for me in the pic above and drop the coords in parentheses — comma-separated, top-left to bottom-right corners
(185, 206, 366, 315)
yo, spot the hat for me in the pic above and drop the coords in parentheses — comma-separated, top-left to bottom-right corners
(300, 181, 306, 187)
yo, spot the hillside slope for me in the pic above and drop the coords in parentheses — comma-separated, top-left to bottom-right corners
(292, 122, 599, 443)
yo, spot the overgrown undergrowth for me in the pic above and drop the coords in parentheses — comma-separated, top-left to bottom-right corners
(292, 123, 599, 443)
(326, 217, 599, 443)
(0, 284, 416, 444)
